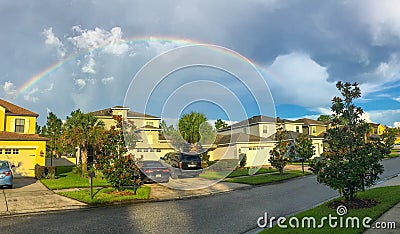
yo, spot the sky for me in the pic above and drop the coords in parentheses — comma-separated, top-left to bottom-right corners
(1, 0, 400, 127)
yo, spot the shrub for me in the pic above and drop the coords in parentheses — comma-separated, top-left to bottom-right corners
(35, 164, 56, 179)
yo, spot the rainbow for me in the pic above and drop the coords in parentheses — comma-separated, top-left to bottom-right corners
(16, 36, 274, 97)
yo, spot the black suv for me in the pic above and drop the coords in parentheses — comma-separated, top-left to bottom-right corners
(161, 152, 202, 178)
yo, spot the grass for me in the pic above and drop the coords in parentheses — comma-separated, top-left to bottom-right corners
(261, 186, 400, 234)
(385, 149, 400, 158)
(200, 167, 278, 180)
(226, 170, 311, 185)
(58, 186, 151, 204)
(55, 166, 74, 176)
(41, 171, 110, 190)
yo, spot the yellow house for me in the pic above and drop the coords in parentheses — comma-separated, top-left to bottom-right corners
(0, 99, 48, 177)
(368, 123, 386, 136)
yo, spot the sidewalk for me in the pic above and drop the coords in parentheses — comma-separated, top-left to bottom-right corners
(363, 175, 400, 233)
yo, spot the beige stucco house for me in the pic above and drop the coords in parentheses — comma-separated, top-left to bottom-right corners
(90, 106, 175, 160)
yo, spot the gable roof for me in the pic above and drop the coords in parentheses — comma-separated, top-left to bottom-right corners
(0, 131, 48, 141)
(215, 133, 274, 145)
(0, 99, 39, 117)
(293, 118, 326, 126)
(219, 115, 296, 131)
(89, 106, 159, 119)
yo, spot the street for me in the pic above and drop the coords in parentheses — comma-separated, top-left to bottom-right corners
(1, 157, 399, 234)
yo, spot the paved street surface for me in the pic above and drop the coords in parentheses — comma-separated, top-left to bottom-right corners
(0, 157, 399, 233)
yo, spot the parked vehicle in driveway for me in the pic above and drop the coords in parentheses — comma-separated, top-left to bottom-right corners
(161, 152, 203, 178)
(139, 160, 170, 183)
(0, 160, 14, 188)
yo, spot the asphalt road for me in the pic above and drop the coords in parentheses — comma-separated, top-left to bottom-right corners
(1, 157, 400, 234)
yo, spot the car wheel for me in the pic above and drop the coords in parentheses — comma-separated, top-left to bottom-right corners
(7, 185, 13, 189)
(170, 170, 178, 179)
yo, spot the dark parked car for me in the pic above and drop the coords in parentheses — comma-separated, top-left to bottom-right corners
(161, 152, 202, 178)
(139, 160, 170, 183)
(0, 160, 14, 188)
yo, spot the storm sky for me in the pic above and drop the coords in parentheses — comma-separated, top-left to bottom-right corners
(1, 0, 400, 127)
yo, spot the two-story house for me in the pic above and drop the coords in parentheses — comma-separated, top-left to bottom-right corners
(0, 99, 47, 177)
(90, 106, 175, 161)
(294, 118, 327, 137)
(213, 115, 324, 167)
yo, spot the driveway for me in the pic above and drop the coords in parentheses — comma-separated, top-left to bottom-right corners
(0, 177, 85, 215)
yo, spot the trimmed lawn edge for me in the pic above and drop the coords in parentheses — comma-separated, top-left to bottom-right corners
(225, 170, 312, 185)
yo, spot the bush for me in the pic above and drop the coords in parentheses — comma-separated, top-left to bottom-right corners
(35, 164, 56, 179)
(239, 153, 247, 168)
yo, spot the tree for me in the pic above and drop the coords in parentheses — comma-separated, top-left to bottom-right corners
(96, 115, 140, 190)
(215, 119, 228, 130)
(269, 121, 289, 175)
(289, 133, 315, 173)
(310, 82, 390, 201)
(178, 112, 215, 152)
(317, 115, 330, 122)
(62, 109, 104, 174)
(41, 112, 63, 161)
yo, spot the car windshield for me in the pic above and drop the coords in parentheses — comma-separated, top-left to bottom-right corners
(0, 161, 9, 169)
(181, 154, 200, 160)
(142, 161, 163, 167)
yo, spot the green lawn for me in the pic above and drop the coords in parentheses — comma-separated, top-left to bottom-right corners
(261, 186, 400, 234)
(41, 171, 110, 190)
(58, 186, 151, 204)
(226, 170, 311, 185)
(200, 167, 278, 180)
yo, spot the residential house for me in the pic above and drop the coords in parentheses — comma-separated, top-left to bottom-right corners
(368, 123, 386, 136)
(90, 106, 175, 161)
(294, 118, 327, 137)
(0, 99, 48, 177)
(214, 115, 324, 167)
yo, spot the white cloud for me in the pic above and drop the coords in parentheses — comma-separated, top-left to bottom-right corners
(23, 88, 39, 103)
(42, 27, 66, 58)
(43, 83, 54, 93)
(2, 81, 17, 99)
(101, 76, 114, 84)
(69, 26, 129, 56)
(392, 97, 400, 102)
(267, 52, 338, 108)
(367, 109, 400, 127)
(74, 79, 86, 88)
(81, 56, 96, 74)
(361, 112, 372, 123)
(394, 122, 400, 128)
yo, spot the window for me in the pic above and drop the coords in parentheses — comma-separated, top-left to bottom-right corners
(15, 119, 25, 133)
(263, 126, 268, 134)
(312, 126, 316, 134)
(5, 149, 11, 154)
(242, 128, 248, 134)
(150, 148, 154, 152)
(296, 126, 300, 132)
(146, 121, 154, 126)
(137, 149, 142, 152)
(143, 149, 149, 152)
(13, 149, 19, 154)
(156, 149, 161, 152)
(0, 149, 2, 154)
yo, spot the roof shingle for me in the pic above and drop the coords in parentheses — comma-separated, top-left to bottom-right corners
(0, 99, 39, 117)
(0, 131, 48, 141)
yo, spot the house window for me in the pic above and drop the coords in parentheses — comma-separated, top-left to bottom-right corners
(0, 149, 2, 154)
(242, 128, 247, 134)
(5, 149, 11, 154)
(312, 126, 316, 134)
(15, 119, 25, 133)
(137, 149, 142, 152)
(143, 149, 149, 152)
(13, 149, 19, 154)
(146, 122, 154, 126)
(296, 126, 300, 132)
(263, 126, 268, 134)
(156, 149, 161, 152)
(150, 148, 154, 152)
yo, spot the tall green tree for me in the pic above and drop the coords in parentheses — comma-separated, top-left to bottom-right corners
(269, 121, 289, 175)
(317, 115, 330, 122)
(310, 82, 390, 201)
(62, 109, 104, 174)
(289, 133, 315, 173)
(178, 112, 215, 152)
(41, 112, 63, 158)
(215, 119, 228, 130)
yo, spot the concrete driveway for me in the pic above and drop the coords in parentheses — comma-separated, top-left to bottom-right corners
(0, 177, 85, 215)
